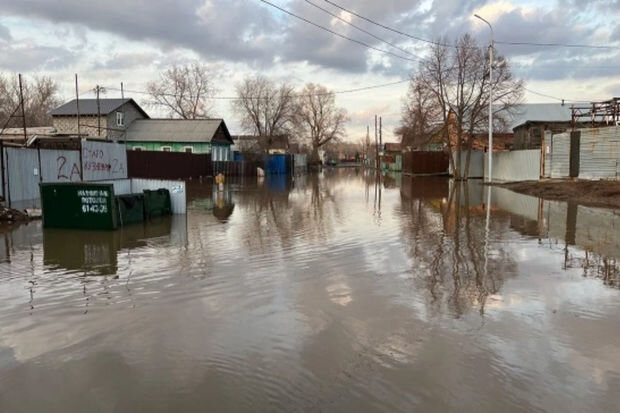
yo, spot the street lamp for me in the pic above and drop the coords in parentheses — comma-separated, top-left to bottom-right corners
(474, 14, 494, 183)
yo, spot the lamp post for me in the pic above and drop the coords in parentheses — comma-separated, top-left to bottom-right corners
(475, 14, 494, 183)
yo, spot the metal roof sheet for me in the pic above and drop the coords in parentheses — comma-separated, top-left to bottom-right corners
(50, 98, 149, 117)
(125, 119, 231, 143)
(508, 103, 572, 130)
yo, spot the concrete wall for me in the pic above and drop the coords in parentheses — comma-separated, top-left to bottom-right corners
(484, 149, 541, 181)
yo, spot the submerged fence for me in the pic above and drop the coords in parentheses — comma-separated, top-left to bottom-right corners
(127, 150, 212, 180)
(402, 151, 449, 175)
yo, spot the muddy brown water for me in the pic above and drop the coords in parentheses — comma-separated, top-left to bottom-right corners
(0, 169, 618, 412)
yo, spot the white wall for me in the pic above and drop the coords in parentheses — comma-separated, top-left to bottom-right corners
(484, 149, 541, 182)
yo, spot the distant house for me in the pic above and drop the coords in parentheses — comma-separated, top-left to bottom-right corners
(50, 98, 149, 140)
(124, 119, 234, 161)
(232, 135, 290, 156)
(381, 142, 402, 171)
(509, 104, 573, 150)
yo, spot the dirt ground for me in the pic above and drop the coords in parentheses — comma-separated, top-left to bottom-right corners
(494, 180, 620, 210)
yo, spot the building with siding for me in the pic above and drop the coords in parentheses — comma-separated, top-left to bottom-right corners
(51, 98, 149, 140)
(509, 104, 572, 150)
(124, 119, 234, 161)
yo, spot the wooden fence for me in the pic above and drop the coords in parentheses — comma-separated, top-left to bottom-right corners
(402, 151, 449, 175)
(213, 161, 261, 176)
(127, 150, 212, 179)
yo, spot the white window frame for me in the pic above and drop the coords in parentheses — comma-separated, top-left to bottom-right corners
(161, 146, 172, 152)
(184, 146, 193, 154)
(116, 111, 125, 127)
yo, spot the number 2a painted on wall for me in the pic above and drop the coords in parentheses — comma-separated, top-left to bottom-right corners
(57, 156, 81, 181)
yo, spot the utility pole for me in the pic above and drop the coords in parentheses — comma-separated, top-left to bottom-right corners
(75, 74, 81, 138)
(379, 116, 382, 151)
(95, 85, 102, 137)
(121, 81, 125, 100)
(18, 74, 27, 143)
(475, 14, 494, 182)
(366, 125, 370, 165)
(375, 115, 379, 170)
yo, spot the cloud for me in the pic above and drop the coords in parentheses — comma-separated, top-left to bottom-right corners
(0, 42, 77, 72)
(0, 22, 10, 41)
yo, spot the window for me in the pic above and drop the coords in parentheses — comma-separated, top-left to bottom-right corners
(116, 111, 125, 127)
(161, 146, 172, 152)
(184, 146, 193, 154)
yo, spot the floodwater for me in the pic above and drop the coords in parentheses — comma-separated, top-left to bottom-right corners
(0, 169, 619, 412)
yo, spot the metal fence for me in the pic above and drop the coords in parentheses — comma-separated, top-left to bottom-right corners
(402, 151, 449, 175)
(2, 141, 130, 207)
(450, 150, 484, 178)
(127, 150, 212, 179)
(484, 149, 541, 182)
(578, 126, 620, 180)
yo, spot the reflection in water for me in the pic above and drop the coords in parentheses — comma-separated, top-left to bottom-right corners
(0, 170, 619, 412)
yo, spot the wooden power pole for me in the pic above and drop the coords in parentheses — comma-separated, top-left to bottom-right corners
(18, 74, 27, 143)
(95, 85, 102, 137)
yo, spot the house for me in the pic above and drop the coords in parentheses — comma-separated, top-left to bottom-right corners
(509, 104, 573, 150)
(381, 142, 402, 171)
(124, 119, 234, 161)
(232, 135, 290, 156)
(50, 98, 149, 140)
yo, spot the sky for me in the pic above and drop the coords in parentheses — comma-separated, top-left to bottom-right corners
(0, 0, 619, 142)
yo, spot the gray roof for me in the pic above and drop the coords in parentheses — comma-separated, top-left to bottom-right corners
(508, 103, 572, 130)
(50, 98, 149, 117)
(125, 119, 232, 144)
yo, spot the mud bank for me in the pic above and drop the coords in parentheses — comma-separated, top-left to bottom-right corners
(494, 180, 620, 210)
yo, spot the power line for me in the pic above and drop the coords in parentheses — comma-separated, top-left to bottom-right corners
(522, 87, 589, 103)
(103, 79, 410, 101)
(322, 0, 455, 48)
(323, 0, 620, 51)
(496, 40, 620, 50)
(256, 0, 417, 62)
(303, 0, 422, 60)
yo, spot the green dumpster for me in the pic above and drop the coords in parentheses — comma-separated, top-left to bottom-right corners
(40, 182, 119, 230)
(116, 194, 145, 225)
(143, 189, 172, 219)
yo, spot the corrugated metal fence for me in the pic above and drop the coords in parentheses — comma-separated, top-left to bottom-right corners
(484, 149, 541, 181)
(450, 150, 484, 178)
(578, 126, 620, 180)
(2, 141, 128, 207)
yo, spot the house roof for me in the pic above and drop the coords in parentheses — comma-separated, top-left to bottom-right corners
(50, 98, 149, 118)
(125, 119, 233, 144)
(507, 103, 572, 131)
(384, 142, 401, 152)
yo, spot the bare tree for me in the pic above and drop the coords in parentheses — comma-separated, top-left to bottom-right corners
(395, 73, 442, 150)
(405, 34, 523, 179)
(232, 75, 295, 153)
(293, 83, 348, 163)
(0, 73, 60, 129)
(147, 63, 219, 119)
